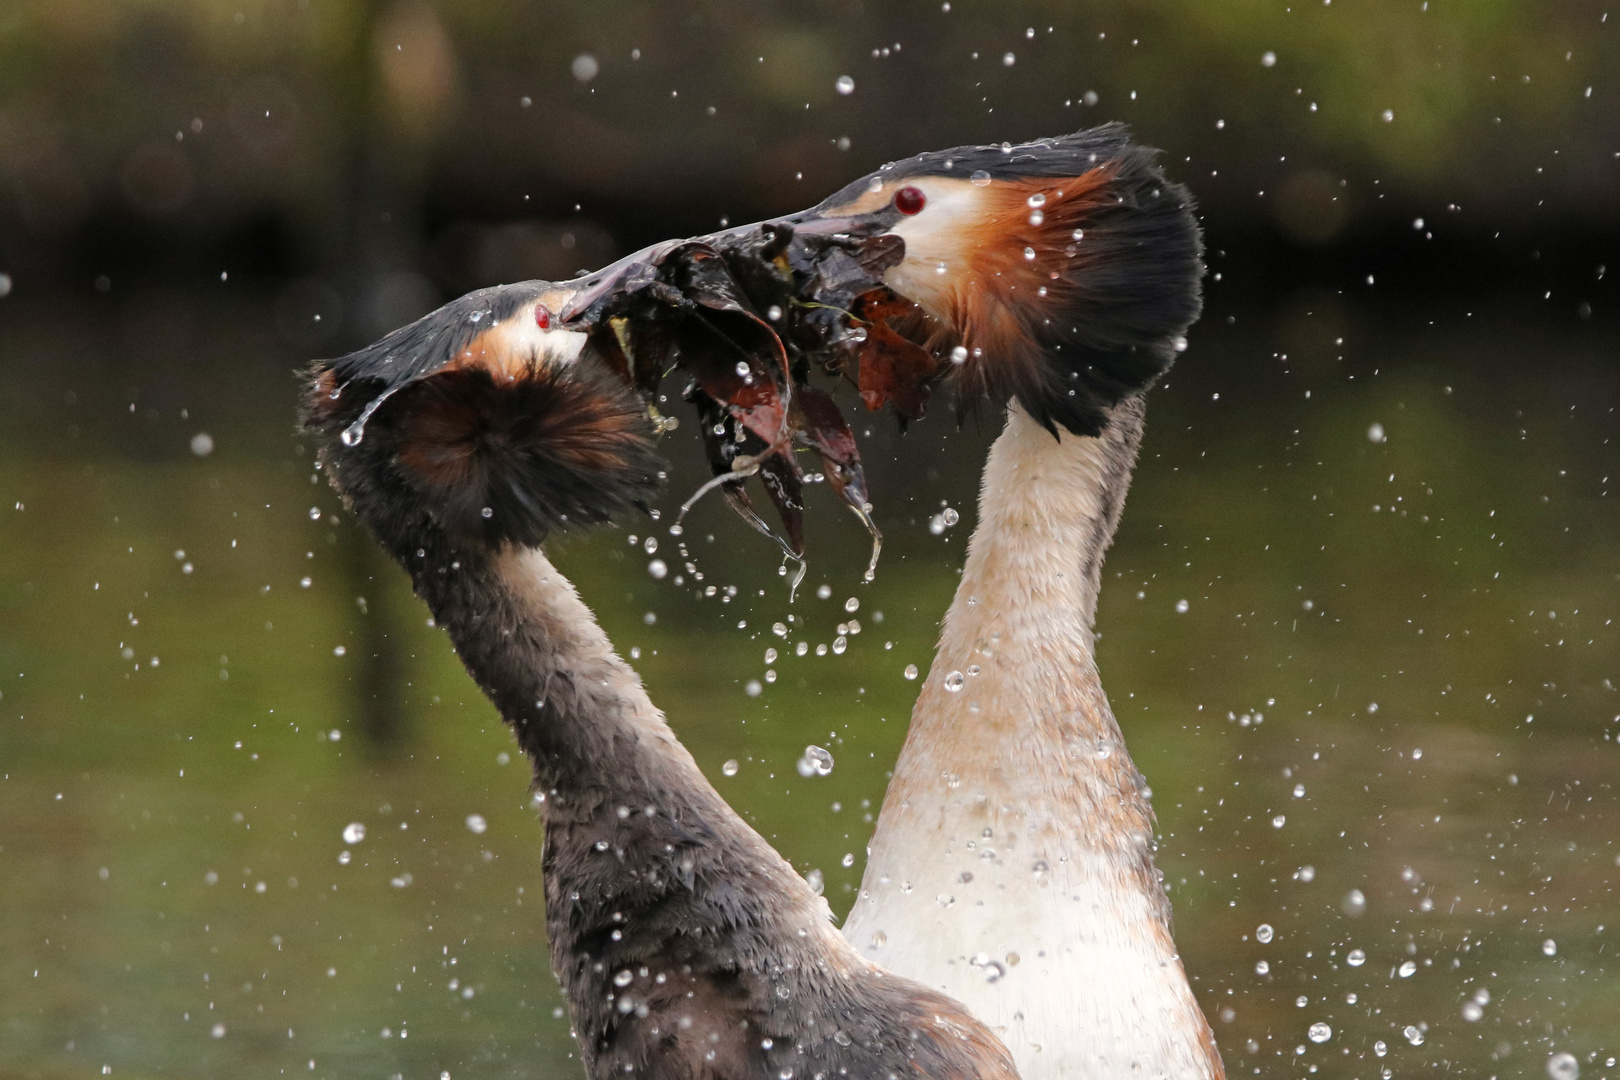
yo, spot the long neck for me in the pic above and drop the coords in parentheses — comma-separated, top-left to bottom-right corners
(845, 401, 1224, 1080)
(406, 545, 810, 1048)
(403, 543, 1019, 1080)
(411, 544, 699, 800)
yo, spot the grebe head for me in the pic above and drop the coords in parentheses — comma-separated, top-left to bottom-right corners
(303, 279, 662, 554)
(774, 124, 1205, 437)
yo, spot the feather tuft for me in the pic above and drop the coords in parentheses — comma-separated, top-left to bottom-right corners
(305, 358, 662, 553)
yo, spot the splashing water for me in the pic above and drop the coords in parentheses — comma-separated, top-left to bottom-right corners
(796, 745, 834, 777)
(339, 385, 401, 447)
(1548, 1052, 1579, 1080)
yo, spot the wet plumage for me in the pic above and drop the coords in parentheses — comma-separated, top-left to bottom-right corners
(302, 123, 1208, 1079)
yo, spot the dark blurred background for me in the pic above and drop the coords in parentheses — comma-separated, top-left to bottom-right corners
(3, 3, 1619, 1080)
(1, 0, 1616, 320)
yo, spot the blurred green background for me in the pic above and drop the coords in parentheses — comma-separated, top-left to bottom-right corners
(1, 2, 1618, 1079)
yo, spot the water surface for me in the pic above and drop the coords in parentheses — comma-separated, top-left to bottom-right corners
(2, 289, 1616, 1079)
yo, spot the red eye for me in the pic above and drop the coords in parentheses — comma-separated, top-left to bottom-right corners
(535, 305, 552, 329)
(893, 186, 926, 215)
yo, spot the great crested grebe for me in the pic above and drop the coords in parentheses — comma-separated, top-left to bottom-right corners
(302, 272, 1020, 1079)
(302, 123, 1209, 1078)
(821, 129, 1223, 1077)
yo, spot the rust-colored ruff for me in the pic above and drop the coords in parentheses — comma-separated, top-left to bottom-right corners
(907, 169, 1117, 404)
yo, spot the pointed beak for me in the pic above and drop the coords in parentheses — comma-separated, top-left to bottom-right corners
(768, 208, 883, 238)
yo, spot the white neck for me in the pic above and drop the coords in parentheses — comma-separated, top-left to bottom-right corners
(844, 402, 1224, 1080)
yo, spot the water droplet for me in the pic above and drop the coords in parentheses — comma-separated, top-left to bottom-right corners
(1403, 1025, 1424, 1047)
(1343, 889, 1367, 916)
(935, 893, 955, 907)
(338, 386, 399, 447)
(831, 636, 847, 655)
(1368, 422, 1387, 443)
(1373, 1040, 1387, 1057)
(190, 432, 214, 456)
(1461, 1000, 1484, 1022)
(1256, 923, 1274, 944)
(772, 622, 788, 638)
(943, 670, 965, 692)
(721, 759, 739, 777)
(1548, 1053, 1579, 1080)
(1028, 210, 1044, 226)
(613, 969, 633, 987)
(1543, 938, 1557, 956)
(1271, 814, 1286, 829)
(766, 305, 783, 322)
(1347, 948, 1366, 966)
(903, 663, 919, 680)
(1026, 193, 1047, 208)
(745, 680, 762, 697)
(797, 745, 834, 777)
(1175, 598, 1190, 613)
(465, 814, 487, 834)
(1254, 959, 1270, 975)
(1307, 1022, 1331, 1044)
(950, 345, 969, 365)
(648, 559, 667, 579)
(1001, 51, 1016, 66)
(805, 869, 825, 895)
(1398, 960, 1416, 977)
(211, 1023, 227, 1039)
(1261, 50, 1277, 67)
(969, 170, 992, 187)
(941, 507, 959, 526)
(844, 596, 860, 613)
(342, 823, 366, 844)
(1022, 246, 1037, 261)
(835, 75, 856, 95)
